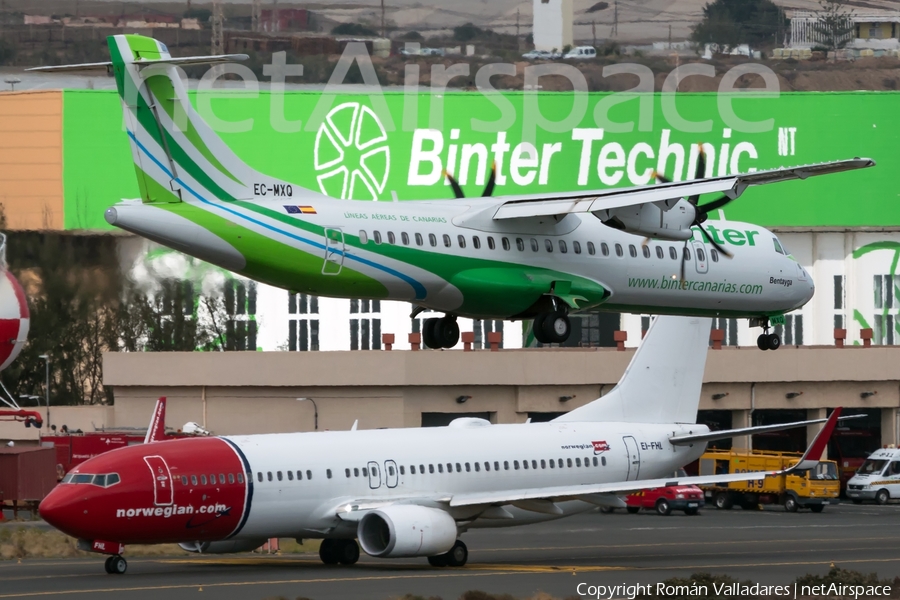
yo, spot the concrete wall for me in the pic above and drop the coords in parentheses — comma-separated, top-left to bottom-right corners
(533, 0, 573, 51)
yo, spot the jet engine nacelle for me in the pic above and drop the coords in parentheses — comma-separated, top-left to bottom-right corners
(358, 505, 458, 558)
(595, 198, 696, 241)
(178, 539, 266, 554)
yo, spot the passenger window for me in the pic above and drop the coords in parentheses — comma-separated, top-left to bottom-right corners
(656, 246, 664, 259)
(540, 460, 546, 469)
(697, 248, 706, 262)
(411, 465, 416, 474)
(401, 232, 409, 246)
(326, 469, 332, 479)
(567, 458, 573, 468)
(475, 462, 481, 472)
(287, 471, 293, 481)
(297, 471, 303, 480)
(437, 464, 443, 473)
(354, 468, 360, 477)
(584, 458, 590, 468)
(601, 457, 607, 466)
(532, 460, 538, 469)
(683, 247, 691, 261)
(458, 235, 466, 249)
(219, 474, 226, 484)
(575, 458, 581, 467)
(502, 237, 511, 250)
(473, 236, 481, 249)
(465, 463, 471, 472)
(669, 246, 678, 260)
(238, 473, 244, 484)
(559, 240, 567, 253)
(514, 460, 520, 470)
(345, 468, 351, 478)
(200, 475, 207, 485)
(549, 459, 555, 468)
(615, 244, 623, 257)
(592, 457, 599, 467)
(415, 233, 423, 246)
(194, 475, 200, 485)
(363, 467, 368, 477)
(387, 232, 396, 244)
(456, 463, 462, 472)
(573, 241, 581, 254)
(504, 461, 509, 470)
(429, 464, 435, 473)
(306, 470, 312, 480)
(429, 233, 437, 247)
(228, 473, 235, 484)
(266, 472, 272, 482)
(516, 238, 525, 251)
(446, 463, 452, 473)
(389, 466, 395, 476)
(711, 249, 719, 262)
(400, 466, 405, 475)
(359, 230, 368, 244)
(419, 464, 425, 473)
(545, 239, 553, 253)
(373, 231, 382, 244)
(443, 234, 451, 247)
(642, 246, 651, 258)
(487, 237, 495, 250)
(181, 476, 188, 486)
(530, 238, 539, 252)
(600, 243, 609, 256)
(485, 462, 491, 472)
(588, 242, 596, 256)
(523, 460, 529, 470)
(629, 245, 637, 258)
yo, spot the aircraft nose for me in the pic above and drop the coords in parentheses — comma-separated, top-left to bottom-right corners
(39, 486, 84, 537)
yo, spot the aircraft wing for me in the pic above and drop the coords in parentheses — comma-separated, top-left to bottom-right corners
(669, 413, 863, 446)
(448, 407, 842, 509)
(491, 159, 874, 220)
(26, 54, 249, 73)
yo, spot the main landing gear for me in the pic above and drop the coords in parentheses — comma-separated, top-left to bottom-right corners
(104, 554, 127, 575)
(427, 540, 468, 567)
(751, 317, 781, 351)
(422, 316, 460, 349)
(533, 310, 571, 345)
(318, 539, 360, 565)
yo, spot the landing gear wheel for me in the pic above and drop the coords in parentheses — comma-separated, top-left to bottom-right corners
(436, 317, 460, 348)
(422, 318, 439, 349)
(540, 311, 570, 344)
(532, 313, 548, 344)
(427, 554, 448, 567)
(757, 334, 769, 351)
(319, 539, 339, 565)
(766, 333, 781, 351)
(445, 540, 468, 567)
(714, 492, 733, 510)
(105, 555, 126, 574)
(784, 496, 799, 512)
(625, 506, 640, 514)
(337, 540, 360, 565)
(810, 505, 825, 513)
(876, 489, 890, 505)
(655, 499, 672, 516)
(684, 507, 699, 516)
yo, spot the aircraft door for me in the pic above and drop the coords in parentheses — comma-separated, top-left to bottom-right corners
(691, 241, 708, 274)
(323, 228, 345, 275)
(143, 455, 174, 506)
(367, 461, 382, 489)
(622, 436, 641, 481)
(384, 460, 399, 488)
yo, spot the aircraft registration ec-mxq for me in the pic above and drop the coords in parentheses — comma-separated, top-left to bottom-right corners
(31, 35, 876, 350)
(39, 315, 848, 574)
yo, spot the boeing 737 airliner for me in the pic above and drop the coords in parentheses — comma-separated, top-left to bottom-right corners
(39, 317, 843, 574)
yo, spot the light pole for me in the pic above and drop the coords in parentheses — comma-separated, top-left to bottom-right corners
(4, 77, 21, 92)
(38, 354, 49, 429)
(297, 397, 318, 430)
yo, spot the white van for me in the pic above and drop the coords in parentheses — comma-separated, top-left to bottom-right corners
(564, 46, 596, 60)
(846, 446, 900, 504)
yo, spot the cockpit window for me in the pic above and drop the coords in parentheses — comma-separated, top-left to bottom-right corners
(71, 474, 94, 484)
(63, 472, 120, 487)
(773, 238, 786, 255)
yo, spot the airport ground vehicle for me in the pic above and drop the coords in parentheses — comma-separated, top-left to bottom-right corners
(846, 446, 900, 504)
(699, 449, 840, 512)
(600, 470, 704, 515)
(564, 46, 597, 59)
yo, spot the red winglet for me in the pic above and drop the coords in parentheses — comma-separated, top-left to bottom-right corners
(143, 397, 167, 444)
(791, 407, 842, 471)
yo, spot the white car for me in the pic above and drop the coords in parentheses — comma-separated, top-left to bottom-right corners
(846, 446, 900, 504)
(522, 50, 551, 60)
(564, 46, 597, 59)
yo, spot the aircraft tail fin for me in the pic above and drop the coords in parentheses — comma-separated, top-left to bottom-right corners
(144, 397, 167, 444)
(554, 316, 712, 424)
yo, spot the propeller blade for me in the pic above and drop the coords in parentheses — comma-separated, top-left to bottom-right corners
(652, 170, 671, 185)
(482, 163, 497, 197)
(697, 194, 732, 216)
(688, 145, 706, 205)
(442, 170, 465, 199)
(695, 222, 733, 258)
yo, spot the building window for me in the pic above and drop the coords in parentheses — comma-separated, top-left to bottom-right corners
(350, 299, 382, 350)
(288, 293, 319, 351)
(224, 280, 257, 351)
(712, 317, 739, 346)
(775, 314, 803, 346)
(874, 274, 899, 345)
(834, 274, 845, 330)
(473, 319, 504, 349)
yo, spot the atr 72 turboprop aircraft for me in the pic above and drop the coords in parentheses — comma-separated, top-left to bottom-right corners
(40, 316, 846, 575)
(32, 35, 874, 349)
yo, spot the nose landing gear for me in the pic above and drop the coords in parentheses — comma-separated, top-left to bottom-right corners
(752, 318, 781, 351)
(104, 554, 127, 574)
(422, 316, 460, 349)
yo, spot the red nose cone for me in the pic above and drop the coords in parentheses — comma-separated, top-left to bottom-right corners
(39, 486, 85, 538)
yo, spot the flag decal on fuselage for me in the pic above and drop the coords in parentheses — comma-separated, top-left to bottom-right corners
(284, 205, 317, 215)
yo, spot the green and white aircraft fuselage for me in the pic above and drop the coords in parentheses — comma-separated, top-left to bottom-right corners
(35, 34, 874, 348)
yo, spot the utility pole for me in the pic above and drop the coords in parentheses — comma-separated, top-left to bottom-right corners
(612, 0, 618, 37)
(211, 0, 224, 55)
(516, 8, 521, 49)
(592, 20, 596, 46)
(668, 23, 672, 49)
(381, 0, 385, 38)
(252, 0, 261, 32)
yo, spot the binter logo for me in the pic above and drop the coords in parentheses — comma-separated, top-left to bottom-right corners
(314, 102, 390, 201)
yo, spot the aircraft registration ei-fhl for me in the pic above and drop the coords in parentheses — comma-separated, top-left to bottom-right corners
(40, 315, 848, 575)
(30, 35, 875, 350)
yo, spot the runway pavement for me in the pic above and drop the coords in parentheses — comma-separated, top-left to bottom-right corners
(3, 502, 900, 600)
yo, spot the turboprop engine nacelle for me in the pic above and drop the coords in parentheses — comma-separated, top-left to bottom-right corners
(595, 198, 697, 241)
(178, 539, 266, 554)
(358, 505, 458, 558)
